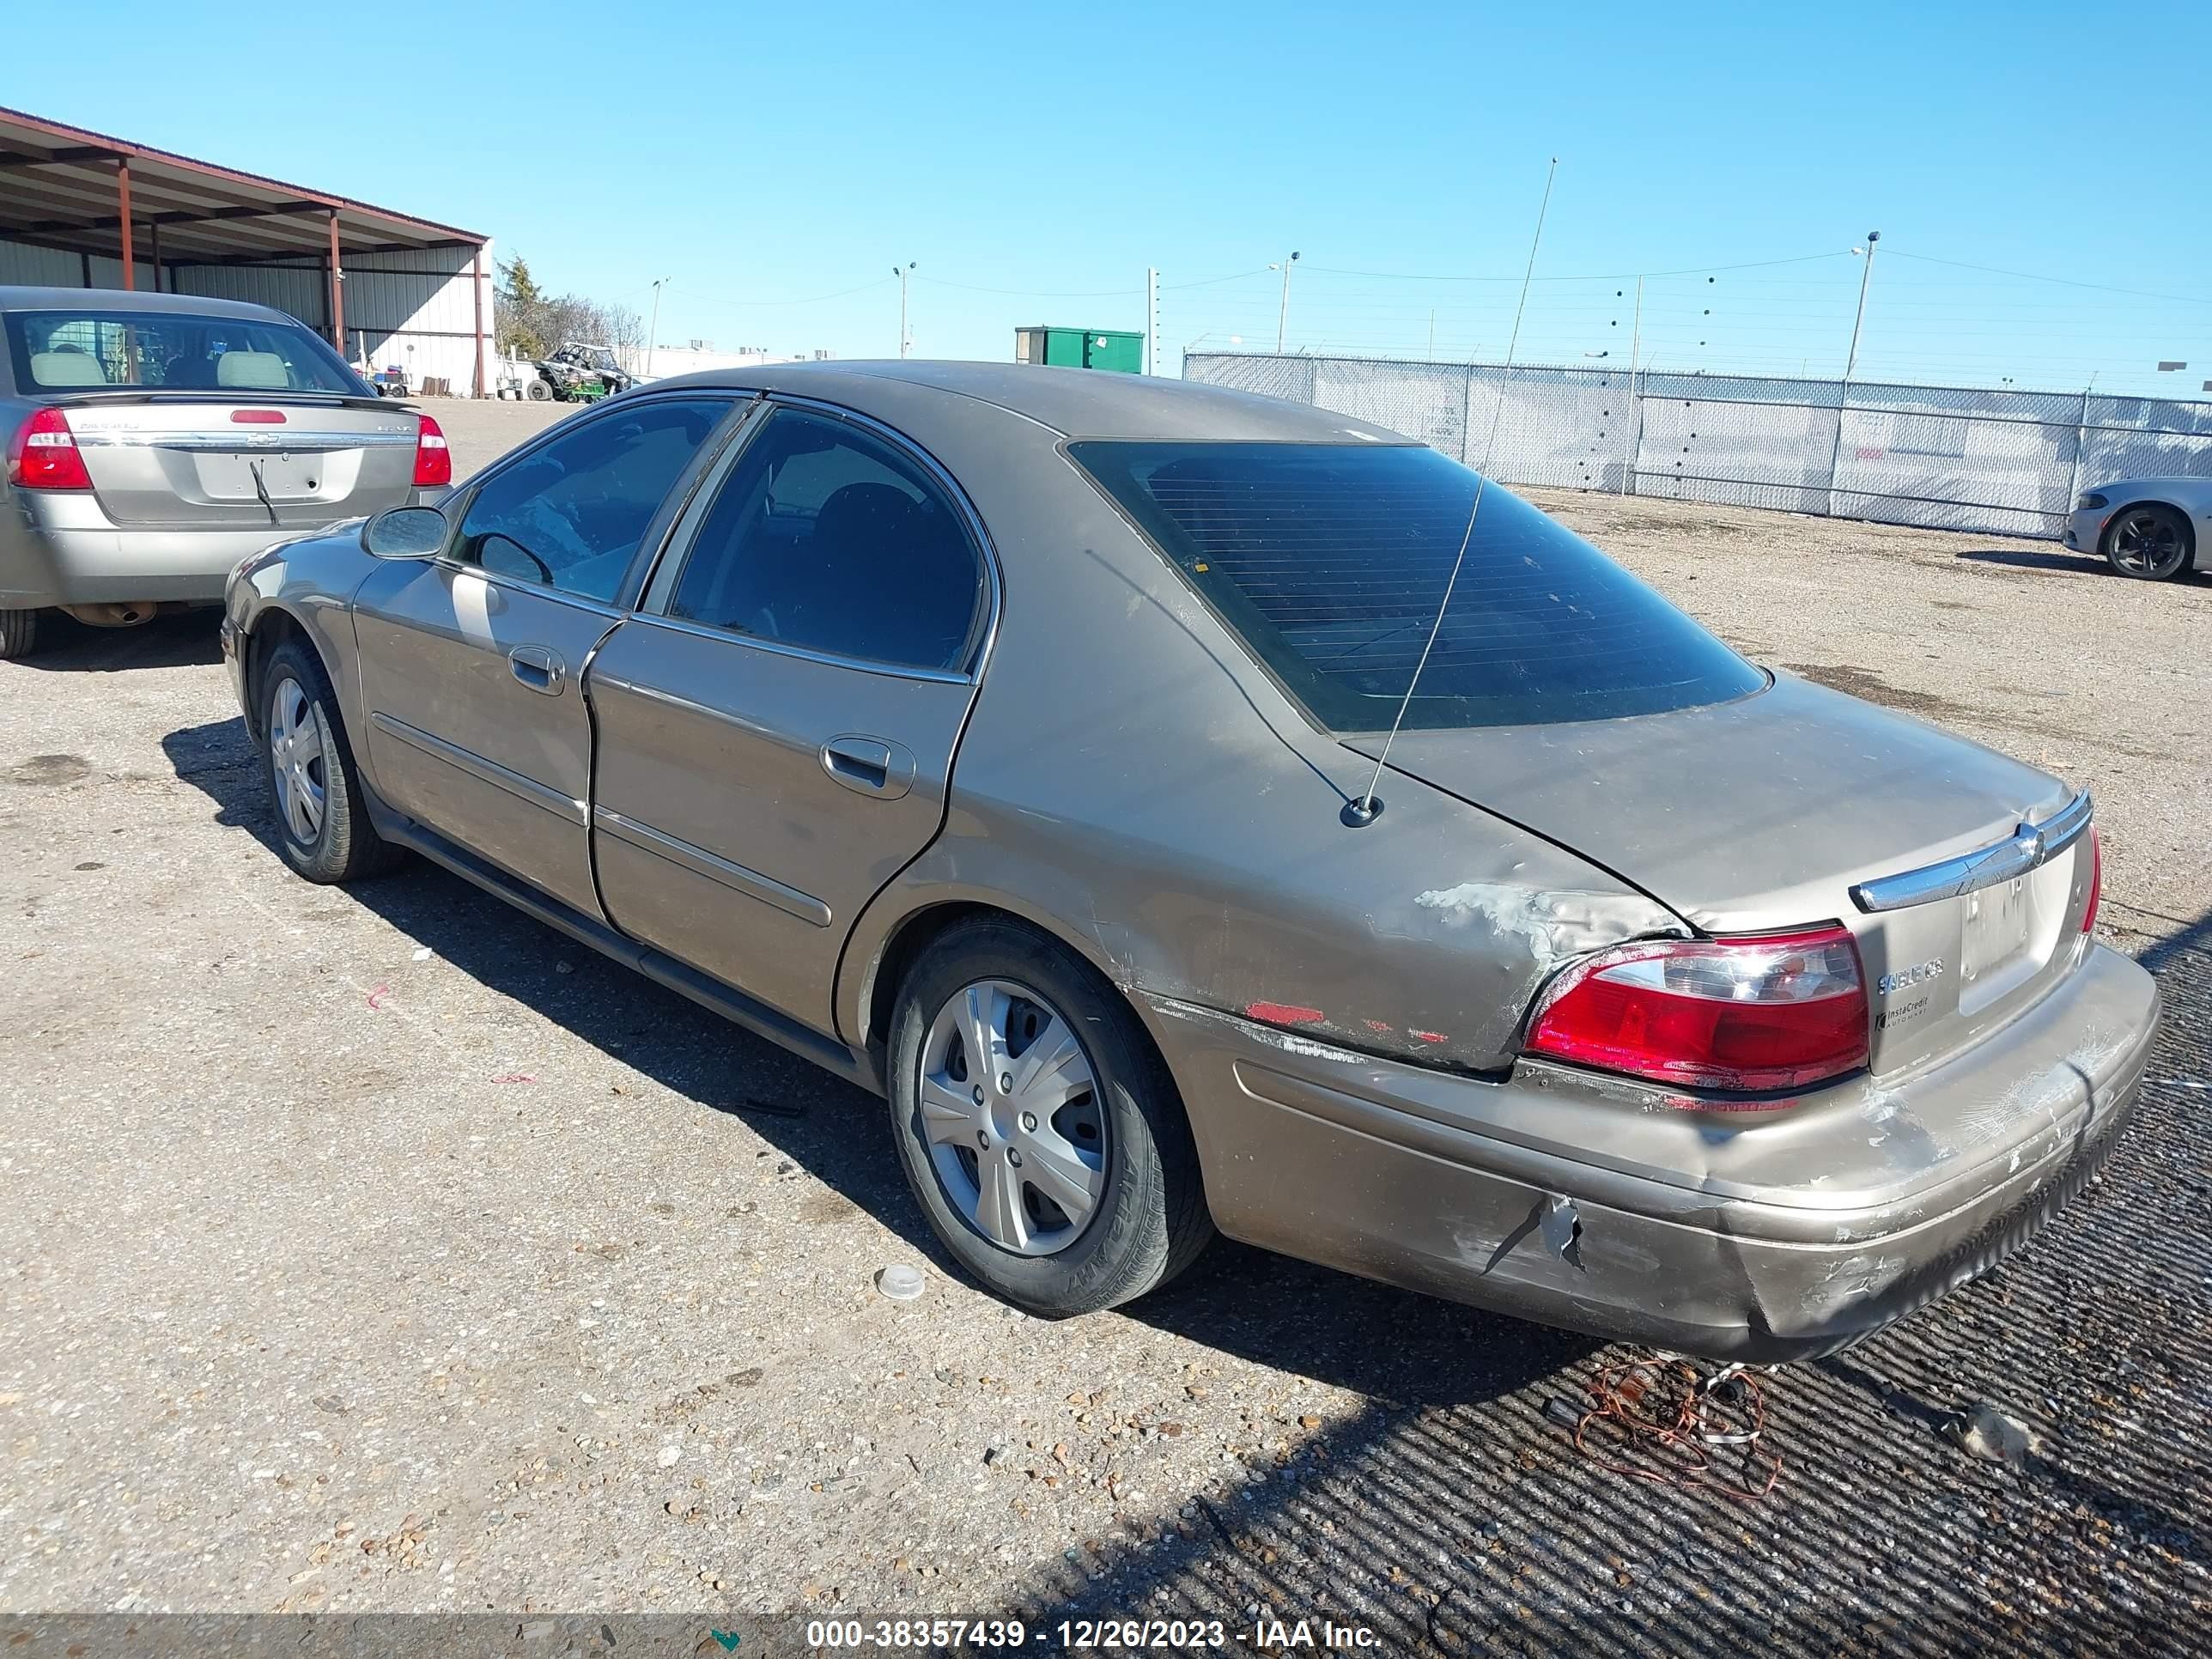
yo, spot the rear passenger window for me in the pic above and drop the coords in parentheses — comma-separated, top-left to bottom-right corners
(457, 399, 726, 603)
(666, 409, 983, 672)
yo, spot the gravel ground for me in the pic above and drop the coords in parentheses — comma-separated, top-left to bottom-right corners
(2, 433, 2208, 1652)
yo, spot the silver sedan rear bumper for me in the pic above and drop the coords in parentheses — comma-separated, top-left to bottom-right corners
(1, 495, 315, 608)
(1143, 942, 2158, 1364)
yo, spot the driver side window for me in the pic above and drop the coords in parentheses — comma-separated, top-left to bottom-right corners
(665, 407, 984, 672)
(456, 398, 727, 603)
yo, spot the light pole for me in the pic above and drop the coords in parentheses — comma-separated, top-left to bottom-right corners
(1842, 230, 1880, 383)
(893, 262, 916, 359)
(1272, 250, 1300, 355)
(1826, 230, 1880, 517)
(645, 276, 670, 378)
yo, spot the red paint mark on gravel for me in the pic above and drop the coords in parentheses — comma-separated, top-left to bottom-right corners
(490, 1073, 538, 1085)
(1363, 1019, 1393, 1034)
(366, 984, 391, 1010)
(1411, 1030, 1448, 1043)
(1246, 1001, 1325, 1025)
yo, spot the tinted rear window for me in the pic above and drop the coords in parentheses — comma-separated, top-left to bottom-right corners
(3, 307, 363, 395)
(1069, 441, 1765, 731)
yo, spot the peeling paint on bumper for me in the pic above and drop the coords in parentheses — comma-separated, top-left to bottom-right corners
(1141, 944, 2159, 1364)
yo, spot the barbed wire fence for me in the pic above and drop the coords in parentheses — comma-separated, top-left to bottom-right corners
(1184, 351, 2212, 539)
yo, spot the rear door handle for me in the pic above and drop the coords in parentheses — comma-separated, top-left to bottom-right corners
(508, 646, 566, 696)
(821, 735, 915, 799)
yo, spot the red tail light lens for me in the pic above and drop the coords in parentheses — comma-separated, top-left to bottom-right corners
(1523, 924, 1869, 1096)
(411, 414, 452, 488)
(5, 407, 94, 490)
(230, 408, 288, 424)
(2081, 827, 2101, 934)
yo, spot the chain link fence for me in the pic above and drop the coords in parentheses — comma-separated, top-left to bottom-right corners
(1185, 352, 2212, 539)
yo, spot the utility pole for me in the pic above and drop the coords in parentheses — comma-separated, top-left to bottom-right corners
(893, 261, 916, 358)
(1842, 230, 1880, 383)
(1146, 267, 1159, 375)
(1273, 250, 1300, 355)
(1826, 231, 1879, 517)
(1426, 309, 1436, 362)
(645, 276, 670, 378)
(1621, 274, 1644, 496)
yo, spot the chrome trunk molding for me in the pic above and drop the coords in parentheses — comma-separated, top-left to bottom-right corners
(1849, 791, 2093, 914)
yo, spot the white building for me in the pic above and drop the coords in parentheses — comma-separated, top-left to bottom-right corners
(0, 104, 495, 395)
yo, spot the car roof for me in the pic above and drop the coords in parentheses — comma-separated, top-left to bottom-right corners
(0, 283, 301, 323)
(641, 359, 1413, 444)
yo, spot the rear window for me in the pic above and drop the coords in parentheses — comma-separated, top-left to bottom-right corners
(1069, 440, 1766, 731)
(3, 307, 363, 396)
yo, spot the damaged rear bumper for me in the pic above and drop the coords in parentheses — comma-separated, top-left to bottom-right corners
(1140, 943, 2158, 1364)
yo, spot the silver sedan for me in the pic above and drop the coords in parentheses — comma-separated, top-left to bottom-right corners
(2063, 475, 2210, 580)
(222, 362, 2159, 1364)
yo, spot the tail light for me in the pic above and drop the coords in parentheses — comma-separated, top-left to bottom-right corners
(1523, 924, 1869, 1097)
(2081, 827, 2102, 934)
(411, 414, 452, 488)
(5, 407, 94, 491)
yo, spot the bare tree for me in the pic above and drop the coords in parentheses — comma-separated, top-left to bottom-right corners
(494, 257, 641, 362)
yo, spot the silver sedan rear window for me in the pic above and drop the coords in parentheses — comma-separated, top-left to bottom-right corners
(3, 307, 363, 395)
(1069, 440, 1765, 731)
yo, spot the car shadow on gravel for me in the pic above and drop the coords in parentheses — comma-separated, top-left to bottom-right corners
(158, 715, 1582, 1413)
(15, 608, 222, 672)
(1003, 912, 2212, 1655)
(1954, 546, 2212, 586)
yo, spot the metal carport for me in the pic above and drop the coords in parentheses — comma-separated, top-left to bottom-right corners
(0, 106, 492, 395)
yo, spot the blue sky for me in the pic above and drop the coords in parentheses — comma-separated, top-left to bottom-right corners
(11, 0, 2210, 394)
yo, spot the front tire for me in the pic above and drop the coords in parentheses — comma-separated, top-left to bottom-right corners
(887, 918, 1212, 1316)
(2103, 503, 2194, 581)
(258, 639, 404, 884)
(0, 607, 40, 659)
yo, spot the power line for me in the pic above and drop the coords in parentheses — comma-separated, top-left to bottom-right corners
(679, 276, 896, 309)
(915, 276, 1139, 298)
(1885, 249, 2212, 307)
(1301, 250, 1856, 283)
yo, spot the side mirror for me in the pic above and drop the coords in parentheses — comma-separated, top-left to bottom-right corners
(362, 505, 448, 559)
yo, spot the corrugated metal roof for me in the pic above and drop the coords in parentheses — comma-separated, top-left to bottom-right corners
(0, 105, 485, 266)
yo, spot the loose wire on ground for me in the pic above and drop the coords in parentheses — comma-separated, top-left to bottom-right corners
(1561, 1357, 1784, 1503)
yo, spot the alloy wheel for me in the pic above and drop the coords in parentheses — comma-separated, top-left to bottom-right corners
(917, 979, 1108, 1256)
(268, 676, 329, 844)
(2110, 509, 2186, 578)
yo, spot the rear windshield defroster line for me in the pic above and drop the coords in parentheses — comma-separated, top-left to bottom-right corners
(1069, 440, 1766, 732)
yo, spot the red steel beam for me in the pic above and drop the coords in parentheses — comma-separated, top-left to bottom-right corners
(471, 246, 486, 398)
(114, 155, 133, 289)
(327, 211, 345, 353)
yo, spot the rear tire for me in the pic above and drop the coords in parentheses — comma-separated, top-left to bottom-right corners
(0, 608, 40, 659)
(258, 638, 404, 884)
(525, 379, 553, 402)
(2102, 503, 2194, 581)
(886, 917, 1212, 1316)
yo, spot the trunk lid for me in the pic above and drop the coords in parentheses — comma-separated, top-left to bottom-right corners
(58, 395, 420, 529)
(1353, 672, 2098, 1079)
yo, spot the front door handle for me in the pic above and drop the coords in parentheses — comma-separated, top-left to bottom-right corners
(821, 735, 916, 800)
(508, 646, 566, 696)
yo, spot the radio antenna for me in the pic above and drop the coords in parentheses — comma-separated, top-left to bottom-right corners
(1343, 155, 1559, 829)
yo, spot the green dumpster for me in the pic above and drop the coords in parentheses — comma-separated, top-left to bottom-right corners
(1014, 325, 1144, 374)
